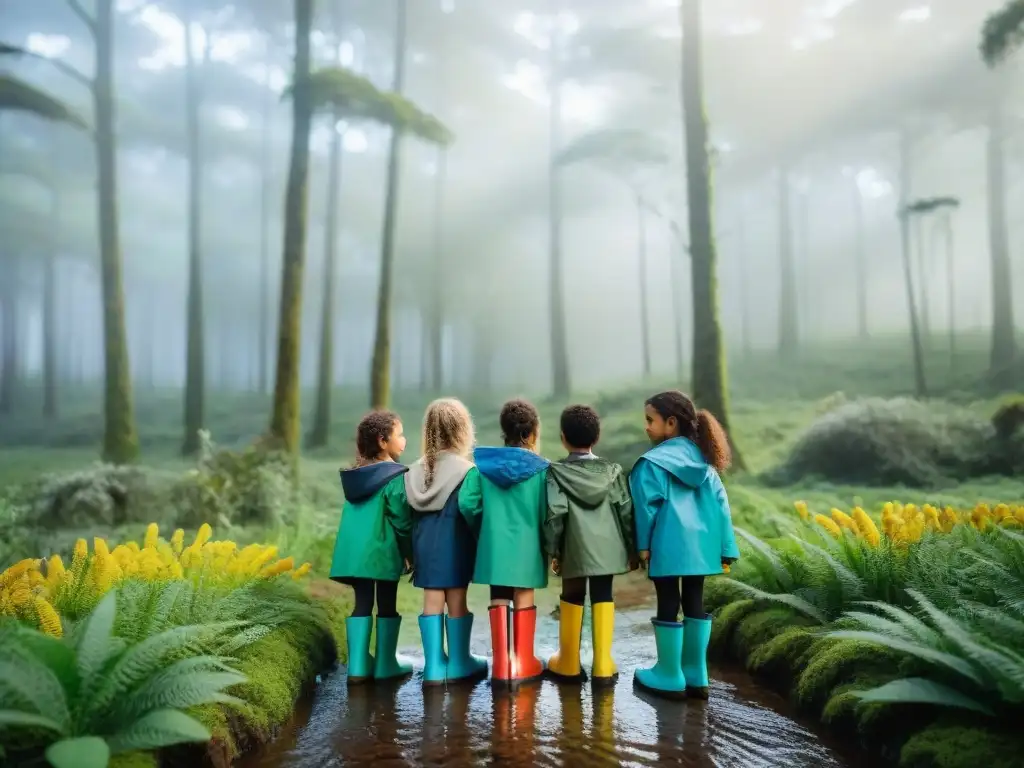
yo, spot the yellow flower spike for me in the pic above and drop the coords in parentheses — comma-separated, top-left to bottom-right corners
(993, 504, 1011, 522)
(924, 506, 941, 531)
(261, 557, 295, 578)
(852, 508, 881, 546)
(9, 581, 32, 608)
(0, 559, 38, 589)
(292, 562, 312, 580)
(830, 509, 861, 536)
(144, 523, 159, 550)
(33, 597, 63, 637)
(125, 541, 140, 553)
(814, 514, 843, 539)
(193, 524, 213, 550)
(93, 538, 111, 559)
(170, 529, 185, 555)
(939, 507, 959, 533)
(794, 501, 810, 521)
(251, 546, 278, 571)
(71, 539, 88, 568)
(45, 555, 66, 587)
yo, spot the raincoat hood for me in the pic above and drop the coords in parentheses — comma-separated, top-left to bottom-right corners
(473, 446, 549, 489)
(547, 458, 622, 508)
(339, 462, 408, 503)
(639, 437, 710, 489)
(405, 451, 474, 512)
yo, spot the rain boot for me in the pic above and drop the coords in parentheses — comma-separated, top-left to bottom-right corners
(633, 619, 686, 700)
(373, 615, 412, 681)
(419, 614, 447, 686)
(590, 601, 618, 687)
(489, 605, 512, 685)
(681, 615, 713, 699)
(511, 606, 545, 685)
(546, 600, 587, 682)
(345, 615, 375, 684)
(446, 613, 488, 684)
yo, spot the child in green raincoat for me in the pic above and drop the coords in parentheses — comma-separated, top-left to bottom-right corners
(630, 390, 740, 700)
(459, 398, 549, 687)
(544, 404, 635, 686)
(329, 410, 414, 684)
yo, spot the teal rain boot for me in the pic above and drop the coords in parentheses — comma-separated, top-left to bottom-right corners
(374, 615, 413, 681)
(681, 615, 713, 699)
(445, 613, 488, 684)
(345, 616, 375, 685)
(633, 619, 686, 700)
(419, 614, 447, 686)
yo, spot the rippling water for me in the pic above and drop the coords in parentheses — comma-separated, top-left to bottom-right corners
(242, 610, 865, 767)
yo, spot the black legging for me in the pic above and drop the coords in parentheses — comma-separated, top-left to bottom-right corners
(560, 575, 614, 606)
(347, 578, 399, 618)
(653, 576, 705, 622)
(490, 585, 515, 602)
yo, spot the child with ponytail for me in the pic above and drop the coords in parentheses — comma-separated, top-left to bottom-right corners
(405, 398, 488, 686)
(630, 390, 740, 700)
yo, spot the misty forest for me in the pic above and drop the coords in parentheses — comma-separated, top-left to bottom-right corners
(1, 1, 1023, 767)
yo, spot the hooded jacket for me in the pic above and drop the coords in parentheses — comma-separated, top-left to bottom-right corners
(328, 461, 412, 583)
(458, 446, 550, 588)
(628, 437, 740, 578)
(544, 456, 635, 579)
(404, 451, 477, 589)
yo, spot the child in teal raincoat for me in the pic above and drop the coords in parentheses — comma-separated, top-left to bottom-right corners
(329, 410, 414, 684)
(630, 390, 740, 700)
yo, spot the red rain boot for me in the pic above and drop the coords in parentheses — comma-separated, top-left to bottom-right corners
(489, 605, 512, 684)
(511, 606, 545, 685)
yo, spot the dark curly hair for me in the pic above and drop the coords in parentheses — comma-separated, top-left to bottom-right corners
(560, 404, 600, 450)
(355, 410, 400, 462)
(645, 390, 731, 472)
(500, 398, 540, 448)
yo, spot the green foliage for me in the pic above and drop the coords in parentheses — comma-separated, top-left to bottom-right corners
(0, 74, 88, 130)
(991, 395, 1024, 440)
(301, 67, 453, 145)
(766, 398, 998, 487)
(981, 0, 1024, 66)
(899, 723, 1023, 768)
(0, 591, 245, 766)
(554, 127, 669, 171)
(794, 639, 906, 711)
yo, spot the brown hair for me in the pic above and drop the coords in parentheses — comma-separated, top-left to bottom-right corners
(560, 404, 600, 449)
(500, 398, 540, 448)
(355, 410, 400, 464)
(421, 398, 475, 488)
(645, 390, 731, 472)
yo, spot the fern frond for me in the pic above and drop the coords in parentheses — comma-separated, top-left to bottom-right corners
(827, 630, 984, 686)
(728, 580, 828, 623)
(856, 677, 995, 716)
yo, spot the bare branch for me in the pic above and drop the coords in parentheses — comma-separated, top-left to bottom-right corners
(66, 0, 97, 37)
(1, 42, 93, 88)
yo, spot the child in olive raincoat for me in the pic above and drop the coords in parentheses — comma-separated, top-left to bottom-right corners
(630, 390, 740, 700)
(329, 410, 414, 684)
(458, 398, 549, 687)
(405, 398, 488, 686)
(544, 404, 635, 686)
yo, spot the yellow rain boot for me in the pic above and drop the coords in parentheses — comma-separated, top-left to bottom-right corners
(591, 601, 618, 687)
(546, 600, 587, 682)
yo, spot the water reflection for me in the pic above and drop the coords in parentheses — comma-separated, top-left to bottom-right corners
(240, 610, 865, 768)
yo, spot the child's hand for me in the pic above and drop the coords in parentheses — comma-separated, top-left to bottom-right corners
(628, 556, 640, 572)
(551, 559, 561, 576)
(638, 550, 650, 570)
(721, 557, 735, 574)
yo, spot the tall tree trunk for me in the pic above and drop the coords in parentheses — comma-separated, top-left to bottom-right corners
(669, 221, 686, 380)
(268, 0, 313, 453)
(182, 12, 207, 455)
(898, 130, 928, 397)
(428, 145, 447, 392)
(94, 0, 139, 463)
(986, 95, 1017, 383)
(680, 0, 742, 468)
(0, 257, 17, 414)
(943, 214, 956, 367)
(914, 213, 931, 345)
(777, 167, 799, 358)
(635, 193, 652, 378)
(369, 0, 409, 409)
(43, 178, 59, 418)
(736, 207, 752, 359)
(258, 40, 274, 396)
(852, 177, 868, 339)
(548, 7, 571, 398)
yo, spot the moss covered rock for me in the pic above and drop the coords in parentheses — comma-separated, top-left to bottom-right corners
(794, 639, 905, 712)
(746, 626, 818, 688)
(710, 599, 758, 654)
(732, 607, 800, 661)
(900, 724, 1023, 768)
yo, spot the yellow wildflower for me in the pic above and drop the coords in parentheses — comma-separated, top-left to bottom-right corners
(72, 539, 88, 566)
(144, 523, 159, 550)
(0, 559, 38, 589)
(794, 501, 809, 522)
(94, 538, 111, 559)
(193, 523, 213, 549)
(852, 508, 881, 547)
(292, 562, 312, 580)
(261, 557, 295, 578)
(45, 555, 66, 588)
(170, 529, 185, 555)
(814, 514, 842, 539)
(830, 508, 860, 536)
(939, 506, 959, 533)
(33, 597, 62, 637)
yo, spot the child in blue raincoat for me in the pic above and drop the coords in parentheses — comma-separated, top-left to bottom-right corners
(630, 390, 740, 700)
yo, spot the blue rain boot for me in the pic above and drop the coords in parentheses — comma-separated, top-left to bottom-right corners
(445, 613, 488, 684)
(419, 614, 448, 686)
(374, 615, 412, 681)
(633, 619, 686, 700)
(345, 616, 375, 685)
(681, 615, 713, 699)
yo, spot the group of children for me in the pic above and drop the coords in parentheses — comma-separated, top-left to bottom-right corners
(328, 390, 740, 699)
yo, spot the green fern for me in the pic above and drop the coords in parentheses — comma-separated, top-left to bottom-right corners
(0, 590, 246, 767)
